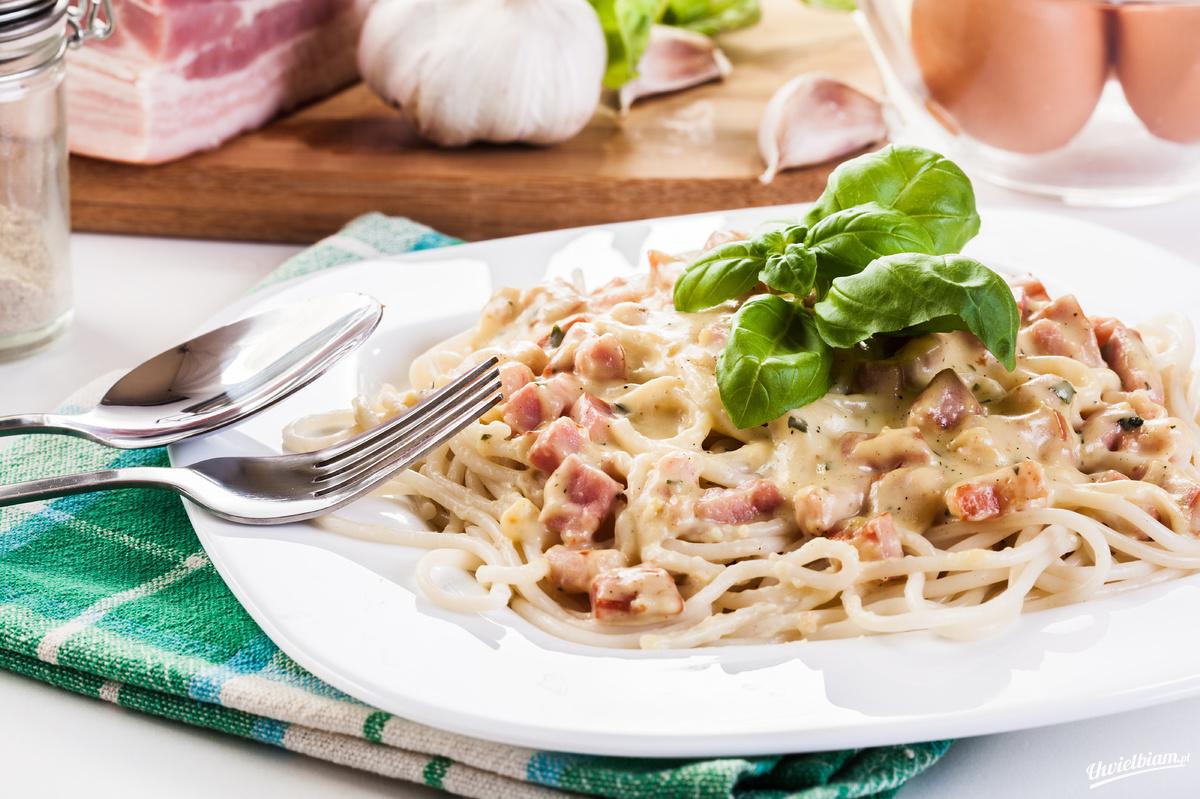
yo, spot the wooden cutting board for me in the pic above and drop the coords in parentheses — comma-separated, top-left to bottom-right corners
(69, 0, 880, 244)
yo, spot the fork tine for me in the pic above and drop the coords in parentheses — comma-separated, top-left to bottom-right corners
(313, 389, 502, 499)
(314, 374, 501, 485)
(315, 357, 499, 468)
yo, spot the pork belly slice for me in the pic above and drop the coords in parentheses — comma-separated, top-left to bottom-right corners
(66, 0, 365, 163)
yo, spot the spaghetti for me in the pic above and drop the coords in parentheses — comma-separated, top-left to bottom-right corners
(284, 247, 1200, 649)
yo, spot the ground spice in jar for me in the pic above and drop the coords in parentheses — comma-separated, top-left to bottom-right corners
(0, 204, 61, 339)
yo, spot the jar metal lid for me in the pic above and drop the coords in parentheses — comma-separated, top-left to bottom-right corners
(0, 0, 65, 44)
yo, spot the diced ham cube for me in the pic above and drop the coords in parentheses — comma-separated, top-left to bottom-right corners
(539, 455, 622, 546)
(544, 545, 627, 593)
(848, 428, 937, 471)
(528, 418, 588, 473)
(1022, 295, 1103, 366)
(544, 321, 595, 374)
(853, 360, 904, 396)
(702, 229, 747, 251)
(647, 250, 687, 292)
(838, 431, 871, 457)
(1010, 276, 1051, 322)
(945, 460, 1049, 522)
(1094, 319, 1165, 404)
(502, 375, 584, 433)
(908, 369, 983, 432)
(499, 361, 535, 400)
(590, 565, 684, 623)
(592, 277, 648, 310)
(570, 394, 616, 441)
(696, 479, 783, 525)
(574, 333, 627, 381)
(828, 514, 903, 560)
(1182, 486, 1200, 535)
(698, 320, 729, 351)
(794, 484, 865, 535)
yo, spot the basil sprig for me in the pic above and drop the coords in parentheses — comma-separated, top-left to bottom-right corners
(670, 145, 1019, 429)
(717, 295, 831, 428)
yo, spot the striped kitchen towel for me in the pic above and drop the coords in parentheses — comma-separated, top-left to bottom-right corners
(0, 214, 951, 798)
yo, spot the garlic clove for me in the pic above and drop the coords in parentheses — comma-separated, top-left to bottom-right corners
(618, 26, 732, 114)
(757, 73, 886, 184)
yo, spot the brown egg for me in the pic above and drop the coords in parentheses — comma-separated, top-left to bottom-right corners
(1114, 5, 1200, 144)
(911, 0, 1109, 154)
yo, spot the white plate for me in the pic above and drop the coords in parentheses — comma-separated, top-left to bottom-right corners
(172, 207, 1200, 757)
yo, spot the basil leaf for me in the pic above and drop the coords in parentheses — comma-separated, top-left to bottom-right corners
(673, 240, 762, 312)
(717, 295, 832, 428)
(674, 225, 808, 311)
(805, 202, 936, 289)
(804, 145, 980, 254)
(760, 245, 817, 297)
(662, 0, 760, 35)
(590, 0, 668, 89)
(813, 253, 1020, 369)
(754, 224, 808, 256)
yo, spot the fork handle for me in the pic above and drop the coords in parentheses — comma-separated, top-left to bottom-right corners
(0, 413, 53, 437)
(0, 466, 180, 507)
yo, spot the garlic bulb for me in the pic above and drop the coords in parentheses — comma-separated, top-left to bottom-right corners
(358, 0, 606, 147)
(618, 26, 732, 114)
(758, 73, 887, 184)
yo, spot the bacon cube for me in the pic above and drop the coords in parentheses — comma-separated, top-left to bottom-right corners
(696, 479, 782, 525)
(590, 565, 684, 623)
(544, 545, 627, 594)
(828, 514, 902, 560)
(528, 418, 587, 473)
(574, 333, 627, 381)
(945, 460, 1048, 522)
(539, 455, 622, 547)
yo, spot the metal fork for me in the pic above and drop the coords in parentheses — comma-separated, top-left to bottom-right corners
(0, 359, 502, 525)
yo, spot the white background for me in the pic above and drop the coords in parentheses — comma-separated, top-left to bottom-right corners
(1, 186, 1198, 797)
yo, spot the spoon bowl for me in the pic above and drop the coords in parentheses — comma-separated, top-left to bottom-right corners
(0, 293, 382, 448)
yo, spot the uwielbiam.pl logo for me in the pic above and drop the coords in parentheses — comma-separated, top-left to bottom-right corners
(1086, 751, 1192, 789)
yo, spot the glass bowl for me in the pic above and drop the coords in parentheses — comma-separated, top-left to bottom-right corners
(857, 0, 1200, 206)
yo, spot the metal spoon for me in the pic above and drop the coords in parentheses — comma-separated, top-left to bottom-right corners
(0, 293, 382, 448)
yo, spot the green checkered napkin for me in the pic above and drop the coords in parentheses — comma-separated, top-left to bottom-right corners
(0, 215, 951, 798)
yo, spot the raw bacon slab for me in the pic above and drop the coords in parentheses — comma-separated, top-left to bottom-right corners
(66, 0, 366, 164)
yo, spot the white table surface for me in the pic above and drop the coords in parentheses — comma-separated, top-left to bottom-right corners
(1, 187, 1198, 798)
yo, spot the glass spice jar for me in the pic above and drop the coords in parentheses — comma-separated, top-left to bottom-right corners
(0, 0, 111, 359)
